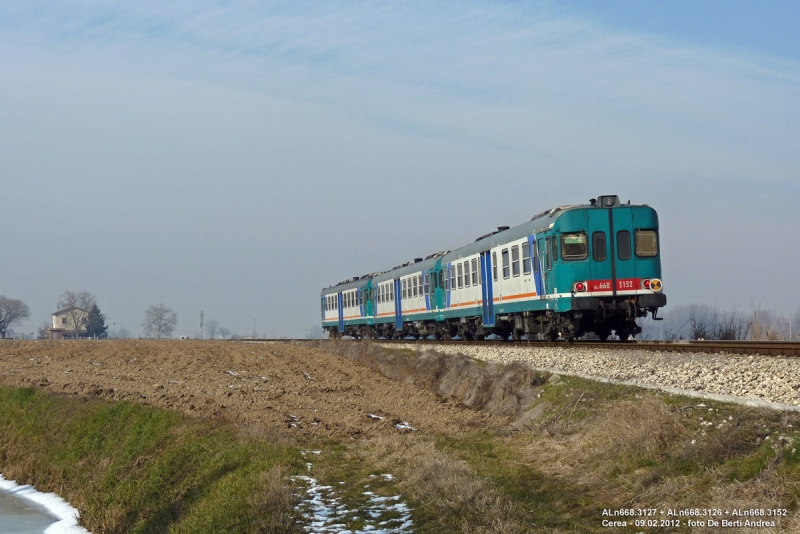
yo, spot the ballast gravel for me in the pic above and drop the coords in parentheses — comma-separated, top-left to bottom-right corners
(381, 343, 800, 408)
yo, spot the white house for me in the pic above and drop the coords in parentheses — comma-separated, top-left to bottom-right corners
(49, 307, 89, 340)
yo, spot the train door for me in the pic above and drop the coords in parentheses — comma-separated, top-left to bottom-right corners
(529, 235, 544, 296)
(612, 207, 636, 292)
(587, 208, 614, 294)
(431, 261, 446, 321)
(537, 237, 548, 297)
(364, 281, 375, 325)
(393, 279, 403, 332)
(337, 292, 344, 332)
(480, 251, 495, 326)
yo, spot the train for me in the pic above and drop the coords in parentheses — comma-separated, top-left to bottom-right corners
(321, 195, 666, 341)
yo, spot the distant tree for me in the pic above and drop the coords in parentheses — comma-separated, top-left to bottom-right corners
(57, 290, 97, 339)
(85, 304, 108, 338)
(142, 304, 178, 339)
(205, 319, 219, 339)
(110, 326, 131, 339)
(37, 321, 51, 340)
(305, 324, 326, 339)
(0, 296, 31, 339)
(218, 327, 231, 339)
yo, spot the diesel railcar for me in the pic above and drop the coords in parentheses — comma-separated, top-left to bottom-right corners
(321, 195, 666, 341)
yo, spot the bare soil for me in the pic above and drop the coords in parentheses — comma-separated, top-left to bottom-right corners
(0, 340, 497, 438)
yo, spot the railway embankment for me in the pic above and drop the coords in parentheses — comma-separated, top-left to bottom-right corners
(379, 342, 800, 409)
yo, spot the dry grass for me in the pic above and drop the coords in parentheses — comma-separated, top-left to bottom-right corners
(319, 340, 548, 419)
(347, 434, 527, 534)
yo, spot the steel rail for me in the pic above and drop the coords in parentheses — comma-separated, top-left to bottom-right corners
(234, 338, 800, 357)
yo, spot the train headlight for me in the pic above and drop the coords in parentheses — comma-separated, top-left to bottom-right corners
(650, 278, 662, 292)
(573, 281, 587, 293)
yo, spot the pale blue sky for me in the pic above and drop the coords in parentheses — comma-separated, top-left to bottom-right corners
(1, 1, 798, 337)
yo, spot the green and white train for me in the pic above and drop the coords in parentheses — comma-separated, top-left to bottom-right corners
(321, 195, 666, 341)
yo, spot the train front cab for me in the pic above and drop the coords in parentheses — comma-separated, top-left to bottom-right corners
(551, 195, 666, 340)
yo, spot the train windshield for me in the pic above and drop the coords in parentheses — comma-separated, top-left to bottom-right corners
(635, 230, 659, 257)
(560, 233, 588, 260)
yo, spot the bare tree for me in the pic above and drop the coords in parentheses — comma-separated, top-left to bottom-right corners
(142, 304, 178, 339)
(218, 327, 231, 339)
(0, 296, 31, 339)
(712, 308, 750, 340)
(305, 324, 326, 339)
(688, 304, 716, 340)
(37, 321, 50, 340)
(205, 319, 219, 339)
(749, 303, 784, 340)
(57, 290, 97, 339)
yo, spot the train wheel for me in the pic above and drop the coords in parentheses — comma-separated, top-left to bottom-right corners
(596, 330, 610, 341)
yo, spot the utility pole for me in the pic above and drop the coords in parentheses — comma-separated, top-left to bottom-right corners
(200, 310, 204, 340)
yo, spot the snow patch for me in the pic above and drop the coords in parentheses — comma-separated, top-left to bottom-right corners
(0, 475, 91, 533)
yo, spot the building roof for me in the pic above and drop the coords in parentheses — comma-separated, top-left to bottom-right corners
(52, 306, 89, 316)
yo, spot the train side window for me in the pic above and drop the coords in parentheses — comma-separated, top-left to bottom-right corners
(635, 230, 659, 257)
(424, 273, 429, 295)
(592, 232, 607, 261)
(438, 271, 444, 290)
(450, 266, 455, 290)
(511, 246, 520, 277)
(402, 279, 407, 299)
(380, 285, 384, 303)
(522, 242, 531, 274)
(444, 267, 449, 291)
(464, 261, 470, 287)
(471, 258, 478, 285)
(417, 274, 422, 296)
(617, 230, 632, 260)
(561, 232, 588, 260)
(457, 263, 463, 289)
(390, 283, 394, 301)
(502, 248, 510, 279)
(551, 235, 559, 262)
(492, 252, 497, 281)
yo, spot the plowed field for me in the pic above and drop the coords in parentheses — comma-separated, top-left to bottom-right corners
(0, 340, 494, 437)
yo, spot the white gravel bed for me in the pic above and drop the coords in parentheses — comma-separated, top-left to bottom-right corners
(380, 343, 800, 408)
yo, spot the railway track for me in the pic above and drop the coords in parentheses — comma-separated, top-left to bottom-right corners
(239, 338, 800, 357)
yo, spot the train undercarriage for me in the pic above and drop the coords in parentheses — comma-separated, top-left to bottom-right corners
(326, 294, 666, 342)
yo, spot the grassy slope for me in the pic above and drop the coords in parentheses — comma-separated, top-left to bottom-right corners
(0, 387, 304, 533)
(307, 371, 800, 533)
